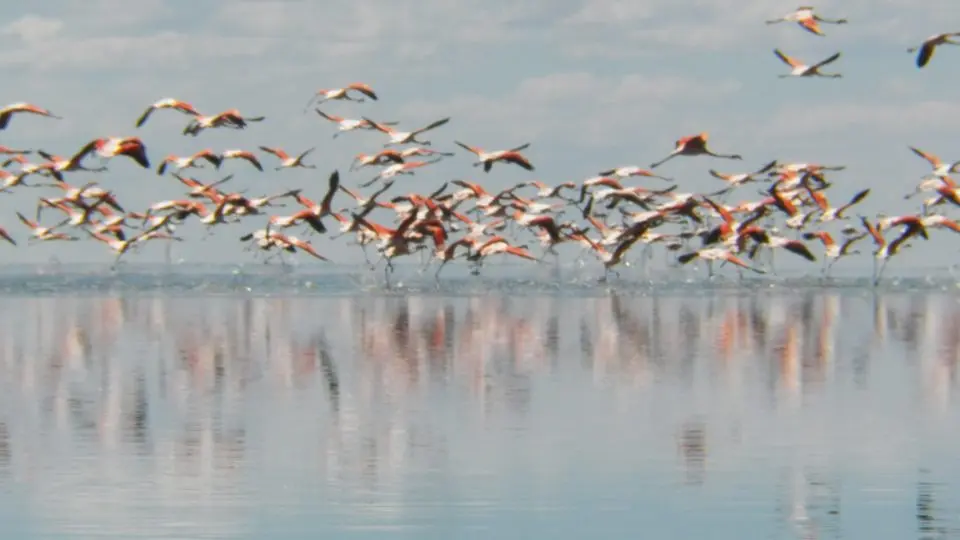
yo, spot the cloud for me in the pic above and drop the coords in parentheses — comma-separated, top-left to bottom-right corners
(763, 100, 960, 139)
(0, 33, 272, 73)
(210, 0, 561, 49)
(399, 72, 742, 147)
(2, 15, 63, 43)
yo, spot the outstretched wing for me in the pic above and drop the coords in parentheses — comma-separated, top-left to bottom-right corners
(774, 49, 801, 68)
(812, 51, 842, 69)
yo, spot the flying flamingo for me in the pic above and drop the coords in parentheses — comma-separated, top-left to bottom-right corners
(85, 229, 179, 268)
(908, 33, 960, 68)
(908, 146, 960, 178)
(183, 109, 264, 136)
(466, 236, 537, 274)
(0, 146, 31, 156)
(219, 150, 264, 171)
(173, 173, 234, 199)
(70, 137, 151, 169)
(806, 187, 871, 223)
(0, 103, 61, 130)
(803, 231, 868, 276)
(16, 212, 75, 242)
(362, 116, 451, 146)
(350, 150, 406, 170)
(315, 109, 398, 138)
(861, 215, 928, 285)
(156, 149, 221, 176)
(597, 166, 672, 181)
(360, 159, 442, 188)
(765, 7, 847, 36)
(258, 147, 316, 170)
(773, 49, 842, 78)
(677, 248, 766, 278)
(707, 160, 778, 196)
(454, 141, 535, 172)
(303, 83, 378, 111)
(28, 151, 108, 180)
(742, 227, 817, 275)
(650, 132, 742, 169)
(396, 147, 454, 159)
(0, 226, 16, 246)
(135, 98, 200, 128)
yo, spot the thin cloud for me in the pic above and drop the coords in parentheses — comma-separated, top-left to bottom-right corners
(399, 72, 742, 147)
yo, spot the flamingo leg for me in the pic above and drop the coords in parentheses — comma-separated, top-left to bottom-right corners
(383, 258, 394, 288)
(875, 259, 889, 287)
(434, 261, 448, 281)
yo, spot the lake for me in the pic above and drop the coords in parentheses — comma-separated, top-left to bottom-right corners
(0, 268, 958, 539)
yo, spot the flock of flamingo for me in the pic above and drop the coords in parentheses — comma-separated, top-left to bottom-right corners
(1, 6, 959, 286)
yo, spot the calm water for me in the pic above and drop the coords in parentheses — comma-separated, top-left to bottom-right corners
(1, 271, 959, 539)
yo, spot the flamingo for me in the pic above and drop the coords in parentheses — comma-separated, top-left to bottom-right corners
(337, 181, 395, 214)
(258, 147, 316, 170)
(362, 116, 451, 146)
(707, 160, 779, 196)
(16, 212, 74, 242)
(291, 170, 341, 220)
(677, 248, 766, 278)
(29, 151, 108, 179)
(773, 49, 842, 78)
(597, 166, 672, 181)
(156, 149, 221, 176)
(135, 98, 200, 128)
(183, 109, 264, 136)
(360, 160, 442, 188)
(431, 236, 476, 280)
(173, 173, 234, 199)
(270, 234, 329, 261)
(765, 7, 847, 36)
(803, 231, 867, 276)
(350, 150, 406, 170)
(0, 226, 16, 246)
(466, 236, 537, 274)
(908, 33, 960, 68)
(303, 83, 378, 111)
(0, 146, 31, 156)
(861, 215, 928, 285)
(315, 109, 397, 138)
(908, 146, 960, 178)
(219, 150, 264, 171)
(70, 137, 150, 169)
(397, 147, 454, 159)
(742, 227, 817, 274)
(651, 132, 742, 169)
(0, 103, 61, 130)
(454, 141, 535, 172)
(806, 188, 871, 223)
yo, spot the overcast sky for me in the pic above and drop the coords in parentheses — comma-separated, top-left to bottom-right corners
(0, 0, 956, 271)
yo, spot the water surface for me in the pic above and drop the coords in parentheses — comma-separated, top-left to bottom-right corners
(0, 277, 958, 539)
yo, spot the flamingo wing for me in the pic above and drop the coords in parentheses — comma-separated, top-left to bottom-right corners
(135, 106, 155, 128)
(798, 18, 824, 36)
(909, 146, 941, 167)
(415, 117, 451, 134)
(812, 51, 842, 69)
(773, 49, 801, 68)
(916, 42, 936, 68)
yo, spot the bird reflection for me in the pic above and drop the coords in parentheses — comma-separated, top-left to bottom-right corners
(0, 293, 954, 535)
(677, 418, 707, 486)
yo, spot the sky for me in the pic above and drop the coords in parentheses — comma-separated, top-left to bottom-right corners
(0, 0, 958, 270)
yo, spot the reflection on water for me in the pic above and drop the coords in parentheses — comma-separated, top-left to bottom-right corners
(0, 292, 959, 538)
